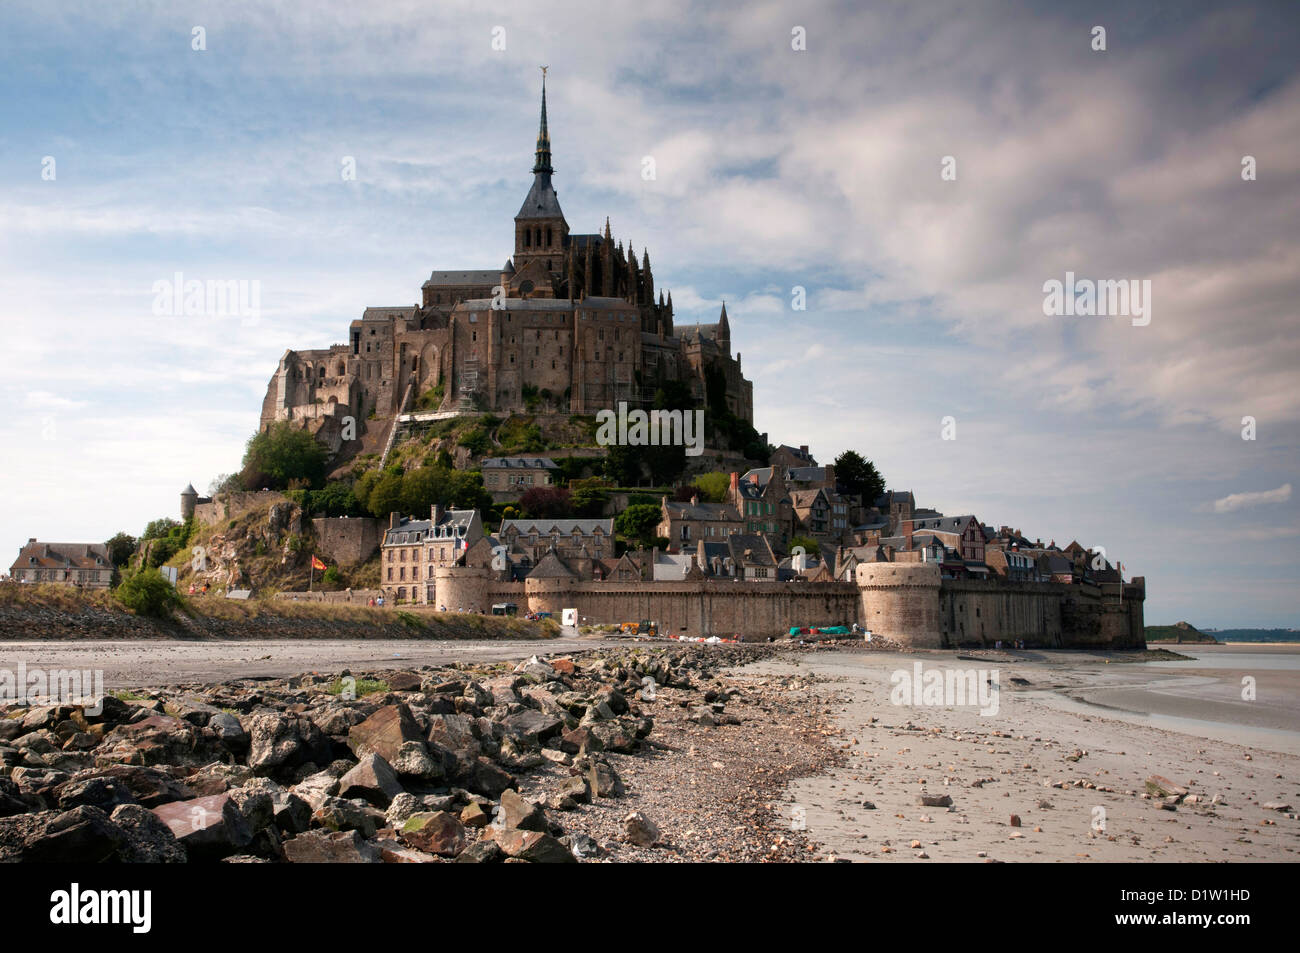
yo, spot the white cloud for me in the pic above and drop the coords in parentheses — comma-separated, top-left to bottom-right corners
(1211, 483, 1292, 514)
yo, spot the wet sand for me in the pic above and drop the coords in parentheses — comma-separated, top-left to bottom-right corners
(0, 638, 591, 688)
(758, 646, 1300, 862)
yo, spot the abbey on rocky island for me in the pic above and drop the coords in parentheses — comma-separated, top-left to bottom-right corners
(260, 75, 753, 456)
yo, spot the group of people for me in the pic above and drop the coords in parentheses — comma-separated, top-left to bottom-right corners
(366, 595, 385, 608)
(186, 582, 210, 596)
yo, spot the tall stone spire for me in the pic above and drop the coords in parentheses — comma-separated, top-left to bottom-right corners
(533, 67, 552, 175)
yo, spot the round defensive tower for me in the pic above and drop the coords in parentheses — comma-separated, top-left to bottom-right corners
(434, 566, 491, 612)
(856, 562, 943, 648)
(524, 576, 571, 616)
(181, 483, 199, 522)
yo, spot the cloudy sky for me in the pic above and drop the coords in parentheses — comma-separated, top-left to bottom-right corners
(1, 0, 1296, 627)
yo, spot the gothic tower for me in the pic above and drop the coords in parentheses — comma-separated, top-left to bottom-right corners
(512, 71, 569, 291)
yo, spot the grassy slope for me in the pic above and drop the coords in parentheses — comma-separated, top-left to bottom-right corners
(0, 582, 558, 642)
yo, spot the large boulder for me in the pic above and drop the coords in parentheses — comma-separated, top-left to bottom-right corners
(337, 754, 404, 807)
(89, 766, 193, 808)
(109, 804, 187, 862)
(502, 710, 564, 748)
(246, 712, 332, 776)
(312, 797, 385, 838)
(492, 829, 576, 863)
(400, 811, 466, 857)
(150, 793, 253, 860)
(0, 806, 124, 862)
(497, 789, 547, 832)
(348, 704, 424, 764)
(283, 829, 381, 863)
(460, 758, 515, 799)
(52, 776, 137, 812)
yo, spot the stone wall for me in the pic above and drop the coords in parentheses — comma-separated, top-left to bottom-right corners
(520, 577, 858, 641)
(312, 517, 382, 567)
(416, 564, 1146, 648)
(936, 578, 1145, 649)
(273, 589, 383, 605)
(194, 491, 288, 528)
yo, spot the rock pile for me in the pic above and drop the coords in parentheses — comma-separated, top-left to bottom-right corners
(0, 645, 772, 863)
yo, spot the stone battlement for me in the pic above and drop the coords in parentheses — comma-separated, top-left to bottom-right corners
(421, 563, 1145, 647)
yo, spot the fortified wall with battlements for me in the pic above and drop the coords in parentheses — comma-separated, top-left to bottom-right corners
(431, 561, 1146, 648)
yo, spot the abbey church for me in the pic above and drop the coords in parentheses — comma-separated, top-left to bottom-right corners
(260, 76, 753, 454)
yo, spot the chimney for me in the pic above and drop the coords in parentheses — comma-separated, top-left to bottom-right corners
(729, 471, 739, 497)
(389, 512, 401, 530)
(799, 445, 809, 457)
(432, 502, 446, 524)
(902, 519, 914, 550)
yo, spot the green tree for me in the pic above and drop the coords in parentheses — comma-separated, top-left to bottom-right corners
(367, 471, 406, 518)
(115, 568, 183, 617)
(240, 422, 328, 490)
(833, 450, 885, 503)
(447, 470, 492, 511)
(354, 471, 381, 511)
(603, 445, 642, 486)
(142, 518, 180, 541)
(316, 480, 362, 517)
(615, 503, 663, 545)
(105, 532, 137, 568)
(788, 535, 821, 556)
(691, 472, 731, 503)
(401, 467, 447, 516)
(569, 482, 609, 517)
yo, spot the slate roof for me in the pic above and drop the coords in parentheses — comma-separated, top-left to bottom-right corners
(528, 548, 576, 579)
(909, 515, 978, 535)
(516, 172, 565, 220)
(773, 444, 815, 464)
(501, 518, 613, 537)
(790, 488, 828, 508)
(383, 509, 477, 546)
(481, 456, 560, 470)
(785, 466, 829, 485)
(727, 534, 777, 568)
(421, 271, 501, 288)
(11, 541, 112, 571)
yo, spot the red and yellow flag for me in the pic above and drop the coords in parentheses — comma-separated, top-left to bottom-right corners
(311, 556, 327, 571)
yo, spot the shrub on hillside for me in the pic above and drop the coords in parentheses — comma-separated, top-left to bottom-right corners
(115, 568, 183, 617)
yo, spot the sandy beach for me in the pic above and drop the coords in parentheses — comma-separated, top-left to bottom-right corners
(759, 644, 1299, 862)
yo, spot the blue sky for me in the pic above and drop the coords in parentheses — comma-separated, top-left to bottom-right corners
(1, 0, 1297, 627)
